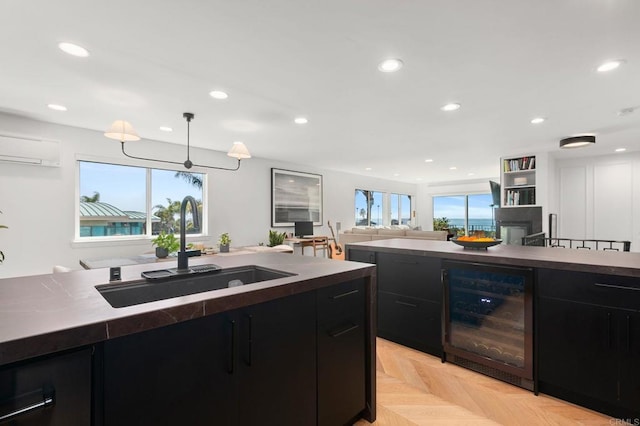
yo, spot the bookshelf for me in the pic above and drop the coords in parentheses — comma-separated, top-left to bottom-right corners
(501, 155, 536, 207)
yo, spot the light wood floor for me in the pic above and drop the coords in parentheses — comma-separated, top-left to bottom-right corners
(355, 338, 614, 426)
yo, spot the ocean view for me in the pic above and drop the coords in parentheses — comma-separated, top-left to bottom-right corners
(448, 218, 495, 231)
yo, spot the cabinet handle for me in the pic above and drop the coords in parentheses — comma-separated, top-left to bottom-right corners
(329, 323, 359, 338)
(594, 282, 640, 292)
(331, 289, 359, 299)
(0, 389, 55, 422)
(227, 320, 236, 374)
(395, 300, 418, 308)
(395, 260, 419, 265)
(627, 315, 632, 354)
(606, 313, 612, 349)
(243, 314, 253, 367)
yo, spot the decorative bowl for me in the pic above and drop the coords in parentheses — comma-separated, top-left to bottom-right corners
(451, 238, 502, 250)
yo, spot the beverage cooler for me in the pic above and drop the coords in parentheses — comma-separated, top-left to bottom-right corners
(442, 260, 534, 391)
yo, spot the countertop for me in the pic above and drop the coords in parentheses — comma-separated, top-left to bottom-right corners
(346, 239, 640, 278)
(0, 254, 375, 367)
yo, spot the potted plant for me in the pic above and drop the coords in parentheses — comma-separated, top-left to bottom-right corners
(152, 231, 180, 258)
(268, 230, 287, 247)
(219, 232, 231, 253)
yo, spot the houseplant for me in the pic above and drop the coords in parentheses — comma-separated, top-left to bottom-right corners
(268, 230, 287, 247)
(151, 231, 180, 258)
(219, 232, 231, 253)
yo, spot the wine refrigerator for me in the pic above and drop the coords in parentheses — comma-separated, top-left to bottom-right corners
(442, 260, 534, 391)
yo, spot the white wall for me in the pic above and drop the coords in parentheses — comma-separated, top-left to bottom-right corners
(552, 152, 640, 251)
(0, 113, 416, 278)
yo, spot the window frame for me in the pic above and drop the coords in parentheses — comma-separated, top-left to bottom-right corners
(74, 155, 208, 244)
(432, 191, 494, 236)
(355, 189, 414, 227)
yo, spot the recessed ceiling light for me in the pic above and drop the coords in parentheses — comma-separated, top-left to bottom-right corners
(159, 126, 173, 132)
(416, 178, 423, 181)
(378, 58, 403, 73)
(365, 167, 372, 171)
(468, 172, 475, 176)
(615, 148, 627, 152)
(530, 117, 545, 124)
(597, 59, 625, 72)
(47, 104, 67, 111)
(209, 90, 228, 100)
(294, 117, 308, 124)
(441, 103, 461, 112)
(393, 173, 400, 177)
(449, 166, 457, 170)
(58, 42, 89, 57)
(424, 159, 434, 163)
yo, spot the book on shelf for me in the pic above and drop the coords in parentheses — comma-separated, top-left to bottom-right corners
(504, 156, 536, 172)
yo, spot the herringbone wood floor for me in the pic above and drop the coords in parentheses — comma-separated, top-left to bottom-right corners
(355, 338, 613, 425)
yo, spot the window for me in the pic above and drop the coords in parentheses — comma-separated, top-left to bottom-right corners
(78, 161, 205, 239)
(355, 189, 412, 227)
(390, 193, 412, 225)
(433, 193, 495, 236)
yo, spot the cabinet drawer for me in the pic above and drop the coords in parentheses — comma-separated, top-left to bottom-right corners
(0, 348, 92, 426)
(378, 253, 441, 301)
(346, 249, 376, 264)
(537, 268, 640, 309)
(378, 291, 442, 356)
(318, 279, 365, 323)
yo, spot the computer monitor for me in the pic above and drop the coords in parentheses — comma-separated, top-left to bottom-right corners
(294, 221, 313, 238)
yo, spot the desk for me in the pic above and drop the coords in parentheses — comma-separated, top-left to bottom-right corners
(285, 236, 329, 257)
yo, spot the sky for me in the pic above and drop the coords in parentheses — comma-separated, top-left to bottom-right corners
(433, 194, 493, 220)
(79, 162, 203, 212)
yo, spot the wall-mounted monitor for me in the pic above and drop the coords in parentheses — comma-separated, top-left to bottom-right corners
(489, 181, 501, 206)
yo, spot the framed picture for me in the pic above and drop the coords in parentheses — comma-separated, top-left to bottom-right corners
(271, 168, 323, 227)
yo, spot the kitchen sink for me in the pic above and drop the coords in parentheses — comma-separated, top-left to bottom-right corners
(96, 265, 296, 308)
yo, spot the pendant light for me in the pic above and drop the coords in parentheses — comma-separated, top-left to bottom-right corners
(104, 112, 251, 171)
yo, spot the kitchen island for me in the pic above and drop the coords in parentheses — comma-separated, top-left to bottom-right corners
(346, 238, 640, 421)
(0, 253, 376, 425)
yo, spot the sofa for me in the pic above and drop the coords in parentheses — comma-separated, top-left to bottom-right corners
(338, 227, 448, 245)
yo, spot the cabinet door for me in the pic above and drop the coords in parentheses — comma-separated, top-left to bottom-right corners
(0, 348, 92, 426)
(237, 291, 317, 426)
(619, 311, 640, 414)
(538, 297, 618, 404)
(377, 253, 441, 301)
(378, 291, 441, 356)
(317, 280, 366, 426)
(102, 314, 236, 426)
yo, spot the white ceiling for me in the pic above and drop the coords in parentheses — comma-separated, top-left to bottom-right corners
(1, 0, 639, 183)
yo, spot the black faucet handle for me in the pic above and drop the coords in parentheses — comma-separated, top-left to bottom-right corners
(185, 249, 201, 257)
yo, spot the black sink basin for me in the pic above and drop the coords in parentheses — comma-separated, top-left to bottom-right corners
(96, 265, 296, 308)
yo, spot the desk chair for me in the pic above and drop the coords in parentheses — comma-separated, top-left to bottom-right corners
(300, 237, 328, 257)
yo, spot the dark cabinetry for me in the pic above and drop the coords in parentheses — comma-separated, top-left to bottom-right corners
(101, 291, 316, 426)
(346, 248, 376, 264)
(537, 268, 640, 419)
(317, 279, 366, 426)
(0, 348, 92, 425)
(377, 253, 442, 356)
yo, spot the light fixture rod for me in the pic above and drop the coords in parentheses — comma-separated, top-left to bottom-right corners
(116, 111, 245, 171)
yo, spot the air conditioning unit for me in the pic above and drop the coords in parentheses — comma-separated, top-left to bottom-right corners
(0, 134, 60, 166)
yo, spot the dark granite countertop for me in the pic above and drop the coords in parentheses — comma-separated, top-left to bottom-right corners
(346, 239, 640, 278)
(0, 254, 375, 367)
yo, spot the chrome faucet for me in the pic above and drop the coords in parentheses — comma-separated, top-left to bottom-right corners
(177, 195, 201, 272)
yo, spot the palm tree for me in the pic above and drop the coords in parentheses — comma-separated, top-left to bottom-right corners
(80, 191, 100, 202)
(174, 172, 203, 189)
(153, 198, 181, 234)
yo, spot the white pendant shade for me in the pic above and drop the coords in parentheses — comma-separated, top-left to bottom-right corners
(227, 141, 251, 159)
(104, 120, 140, 142)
